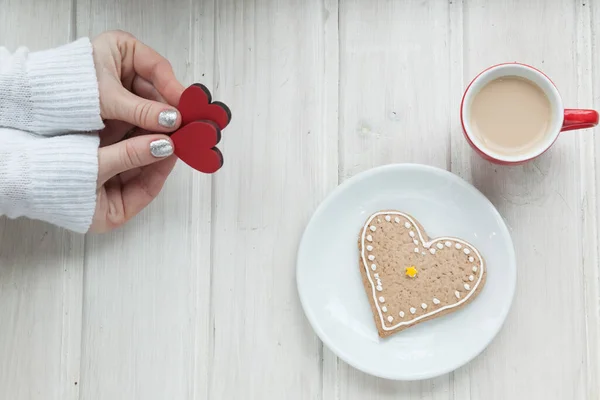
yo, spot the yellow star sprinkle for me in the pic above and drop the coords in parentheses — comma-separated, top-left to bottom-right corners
(405, 266, 418, 278)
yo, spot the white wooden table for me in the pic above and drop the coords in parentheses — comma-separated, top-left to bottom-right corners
(1, 0, 599, 399)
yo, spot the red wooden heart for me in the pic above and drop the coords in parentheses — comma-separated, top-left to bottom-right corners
(177, 84, 232, 130)
(170, 120, 223, 173)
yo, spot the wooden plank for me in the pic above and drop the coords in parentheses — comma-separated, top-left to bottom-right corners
(75, 1, 214, 398)
(188, 2, 217, 398)
(320, 2, 341, 399)
(447, 1, 472, 397)
(583, 0, 600, 398)
(334, 0, 454, 398)
(208, 0, 337, 398)
(452, 1, 589, 399)
(0, 1, 83, 399)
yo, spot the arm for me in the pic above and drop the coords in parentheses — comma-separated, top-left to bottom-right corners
(0, 38, 104, 135)
(0, 127, 99, 233)
(0, 31, 185, 234)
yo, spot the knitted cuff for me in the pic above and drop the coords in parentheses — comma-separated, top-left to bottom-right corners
(0, 130, 99, 233)
(26, 37, 104, 135)
(27, 133, 99, 233)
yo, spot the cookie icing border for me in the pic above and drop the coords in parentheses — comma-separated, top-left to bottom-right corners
(360, 211, 485, 331)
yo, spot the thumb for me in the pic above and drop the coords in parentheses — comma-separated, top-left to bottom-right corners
(98, 134, 174, 184)
(108, 86, 182, 132)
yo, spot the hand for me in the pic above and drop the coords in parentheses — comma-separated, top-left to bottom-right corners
(89, 30, 185, 233)
(92, 30, 186, 133)
(90, 127, 177, 233)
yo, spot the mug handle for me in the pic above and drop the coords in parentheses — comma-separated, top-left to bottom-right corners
(562, 109, 599, 132)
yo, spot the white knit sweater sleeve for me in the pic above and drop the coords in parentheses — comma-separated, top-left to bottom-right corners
(0, 37, 104, 233)
(0, 37, 105, 134)
(0, 128, 99, 233)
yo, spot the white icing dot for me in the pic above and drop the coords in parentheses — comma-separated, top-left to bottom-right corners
(472, 266, 477, 272)
(379, 297, 385, 303)
(409, 231, 415, 238)
(395, 217, 401, 223)
(445, 241, 452, 247)
(433, 298, 440, 305)
(421, 303, 427, 309)
(399, 311, 405, 318)
(421, 252, 426, 255)
(413, 240, 419, 245)
(366, 245, 373, 251)
(464, 283, 471, 290)
(368, 255, 375, 261)
(387, 316, 393, 323)
(382, 306, 388, 312)
(469, 256, 475, 262)
(463, 248, 471, 255)
(404, 222, 410, 228)
(455, 291, 460, 299)
(374, 273, 379, 278)
(410, 307, 417, 314)
(376, 285, 383, 291)
(455, 243, 462, 249)
(414, 248, 419, 253)
(437, 243, 444, 249)
(469, 275, 474, 282)
(371, 264, 376, 271)
(430, 248, 436, 254)
(376, 279, 382, 285)
(370, 226, 376, 232)
(385, 215, 391, 222)
(366, 235, 373, 242)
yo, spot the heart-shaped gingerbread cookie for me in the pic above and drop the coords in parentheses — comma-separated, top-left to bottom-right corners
(358, 211, 486, 338)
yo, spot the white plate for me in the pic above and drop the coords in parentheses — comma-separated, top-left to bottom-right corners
(296, 164, 516, 380)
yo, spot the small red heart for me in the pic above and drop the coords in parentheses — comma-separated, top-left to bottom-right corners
(178, 84, 232, 130)
(171, 120, 223, 173)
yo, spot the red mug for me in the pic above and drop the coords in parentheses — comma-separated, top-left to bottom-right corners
(460, 63, 599, 165)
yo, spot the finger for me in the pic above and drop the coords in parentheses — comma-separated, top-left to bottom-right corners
(97, 134, 174, 184)
(119, 156, 178, 221)
(109, 85, 181, 132)
(132, 75, 167, 103)
(100, 120, 134, 147)
(122, 127, 155, 141)
(120, 126, 155, 142)
(118, 166, 142, 184)
(128, 39, 186, 106)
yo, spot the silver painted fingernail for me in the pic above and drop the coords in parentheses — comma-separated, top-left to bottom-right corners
(150, 139, 173, 158)
(158, 109, 178, 128)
